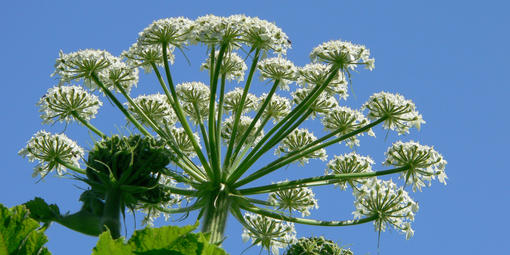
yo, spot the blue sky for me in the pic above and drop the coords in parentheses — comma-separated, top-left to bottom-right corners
(1, 0, 508, 254)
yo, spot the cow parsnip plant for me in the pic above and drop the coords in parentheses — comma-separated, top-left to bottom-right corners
(20, 14, 447, 254)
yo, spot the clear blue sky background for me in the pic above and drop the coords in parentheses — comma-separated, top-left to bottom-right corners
(1, 0, 508, 254)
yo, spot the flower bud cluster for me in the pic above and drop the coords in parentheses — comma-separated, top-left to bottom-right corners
(321, 107, 374, 147)
(297, 63, 348, 100)
(310, 40, 374, 71)
(326, 152, 374, 190)
(276, 129, 327, 165)
(38, 85, 102, 124)
(176, 81, 211, 123)
(19, 131, 83, 177)
(242, 212, 297, 255)
(260, 94, 292, 123)
(384, 141, 447, 191)
(353, 179, 418, 239)
(363, 92, 424, 134)
(257, 57, 298, 90)
(127, 94, 177, 126)
(201, 51, 247, 82)
(223, 88, 259, 114)
(268, 186, 319, 216)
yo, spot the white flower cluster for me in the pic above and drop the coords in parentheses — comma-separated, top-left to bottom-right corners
(297, 63, 348, 100)
(268, 186, 319, 217)
(137, 17, 194, 46)
(127, 94, 177, 126)
(242, 16, 291, 55)
(242, 212, 297, 255)
(310, 40, 374, 71)
(292, 88, 338, 119)
(52, 49, 116, 88)
(353, 179, 418, 240)
(363, 92, 425, 134)
(260, 94, 292, 123)
(193, 15, 245, 47)
(19, 131, 83, 177)
(97, 59, 139, 94)
(321, 107, 374, 147)
(221, 116, 264, 147)
(176, 81, 211, 123)
(257, 57, 298, 90)
(201, 51, 247, 82)
(223, 87, 259, 114)
(164, 127, 201, 157)
(53, 49, 139, 93)
(276, 129, 327, 165)
(384, 141, 447, 191)
(326, 152, 374, 190)
(122, 43, 175, 73)
(38, 85, 102, 124)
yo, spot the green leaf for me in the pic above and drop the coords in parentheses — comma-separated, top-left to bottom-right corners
(23, 197, 61, 224)
(92, 222, 227, 255)
(0, 203, 51, 255)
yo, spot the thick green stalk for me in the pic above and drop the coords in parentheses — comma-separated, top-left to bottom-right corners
(238, 166, 410, 195)
(55, 158, 86, 175)
(71, 112, 106, 138)
(100, 187, 122, 239)
(223, 48, 261, 170)
(201, 189, 231, 244)
(160, 44, 213, 178)
(233, 118, 386, 188)
(55, 210, 102, 236)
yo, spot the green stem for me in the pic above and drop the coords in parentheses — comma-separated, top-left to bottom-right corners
(223, 48, 261, 170)
(90, 73, 151, 137)
(55, 158, 86, 175)
(101, 187, 122, 239)
(161, 44, 213, 178)
(156, 199, 205, 214)
(242, 204, 378, 227)
(231, 79, 280, 163)
(233, 118, 386, 188)
(192, 102, 211, 159)
(71, 112, 106, 138)
(228, 65, 341, 184)
(238, 166, 409, 195)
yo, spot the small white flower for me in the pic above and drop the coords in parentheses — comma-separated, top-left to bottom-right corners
(353, 179, 418, 239)
(297, 63, 348, 100)
(257, 57, 298, 90)
(310, 40, 374, 71)
(176, 81, 210, 104)
(223, 87, 259, 114)
(268, 185, 319, 216)
(162, 127, 200, 158)
(193, 14, 245, 47)
(97, 59, 139, 94)
(242, 212, 297, 255)
(326, 152, 375, 190)
(138, 175, 182, 226)
(38, 85, 102, 124)
(292, 88, 338, 119)
(137, 17, 194, 46)
(127, 94, 177, 126)
(321, 106, 374, 147)
(242, 16, 291, 55)
(276, 129, 327, 165)
(384, 141, 447, 191)
(201, 51, 247, 82)
(362, 92, 425, 135)
(260, 94, 291, 123)
(122, 43, 175, 73)
(221, 116, 264, 148)
(52, 49, 117, 88)
(19, 131, 84, 177)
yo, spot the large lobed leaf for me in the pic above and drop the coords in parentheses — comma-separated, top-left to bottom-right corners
(92, 222, 228, 255)
(0, 203, 51, 255)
